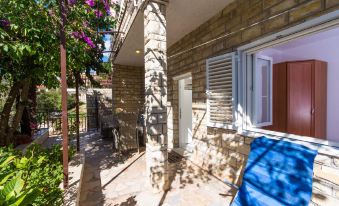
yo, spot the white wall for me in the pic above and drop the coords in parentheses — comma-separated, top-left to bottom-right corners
(259, 35, 339, 142)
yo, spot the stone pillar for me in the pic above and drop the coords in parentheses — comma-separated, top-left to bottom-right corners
(144, 0, 169, 192)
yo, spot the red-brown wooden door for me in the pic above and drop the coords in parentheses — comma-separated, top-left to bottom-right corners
(287, 61, 313, 137)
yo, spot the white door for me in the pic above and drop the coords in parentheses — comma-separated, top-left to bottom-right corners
(179, 77, 192, 149)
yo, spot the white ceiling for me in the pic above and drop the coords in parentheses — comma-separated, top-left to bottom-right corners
(114, 0, 234, 67)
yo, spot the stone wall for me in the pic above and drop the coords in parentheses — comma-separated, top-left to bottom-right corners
(86, 89, 113, 130)
(112, 64, 144, 150)
(166, 0, 339, 205)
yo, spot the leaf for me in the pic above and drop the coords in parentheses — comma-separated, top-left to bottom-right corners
(1, 175, 24, 201)
(15, 157, 28, 169)
(37, 156, 45, 164)
(8, 193, 27, 206)
(0, 173, 14, 186)
(1, 179, 16, 199)
(11, 188, 40, 206)
(3, 45, 8, 52)
(13, 178, 24, 197)
(0, 156, 15, 168)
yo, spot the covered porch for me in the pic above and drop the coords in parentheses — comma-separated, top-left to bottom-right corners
(111, 0, 235, 193)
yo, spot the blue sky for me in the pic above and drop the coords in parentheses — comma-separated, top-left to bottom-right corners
(102, 34, 111, 63)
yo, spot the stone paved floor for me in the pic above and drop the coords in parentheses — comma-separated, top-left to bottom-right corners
(79, 133, 234, 206)
(79, 133, 142, 206)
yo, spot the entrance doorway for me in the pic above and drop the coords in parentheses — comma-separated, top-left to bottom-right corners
(179, 77, 192, 150)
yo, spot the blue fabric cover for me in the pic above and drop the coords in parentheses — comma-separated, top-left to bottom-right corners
(231, 136, 317, 206)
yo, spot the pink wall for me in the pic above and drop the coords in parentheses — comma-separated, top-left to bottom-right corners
(259, 33, 339, 142)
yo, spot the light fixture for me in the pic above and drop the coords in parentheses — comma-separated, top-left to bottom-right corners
(135, 49, 141, 54)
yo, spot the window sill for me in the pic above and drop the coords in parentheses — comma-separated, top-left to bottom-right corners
(238, 129, 339, 158)
(207, 122, 236, 130)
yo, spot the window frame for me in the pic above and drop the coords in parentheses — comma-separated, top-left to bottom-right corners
(236, 9, 339, 150)
(252, 54, 273, 128)
(206, 52, 238, 130)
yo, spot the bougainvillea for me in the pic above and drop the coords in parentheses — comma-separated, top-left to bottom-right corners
(0, 0, 119, 145)
(85, 0, 95, 7)
(94, 10, 103, 18)
(68, 0, 77, 6)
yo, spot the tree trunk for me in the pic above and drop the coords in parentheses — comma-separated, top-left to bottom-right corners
(20, 84, 37, 136)
(0, 81, 22, 146)
(7, 78, 31, 144)
(20, 107, 31, 136)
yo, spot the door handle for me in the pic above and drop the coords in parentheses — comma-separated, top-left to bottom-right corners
(311, 108, 315, 115)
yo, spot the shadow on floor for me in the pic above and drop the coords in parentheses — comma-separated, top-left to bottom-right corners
(79, 133, 140, 206)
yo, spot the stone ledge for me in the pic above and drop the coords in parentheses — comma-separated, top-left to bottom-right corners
(62, 152, 85, 206)
(15, 128, 49, 153)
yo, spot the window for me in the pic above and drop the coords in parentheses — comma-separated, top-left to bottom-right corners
(206, 53, 236, 129)
(253, 55, 273, 127)
(241, 25, 339, 145)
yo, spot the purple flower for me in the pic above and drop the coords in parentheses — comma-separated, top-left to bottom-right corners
(68, 0, 77, 6)
(83, 36, 95, 48)
(102, 0, 110, 14)
(72, 31, 80, 39)
(85, 0, 95, 7)
(79, 31, 85, 38)
(0, 19, 10, 28)
(72, 31, 85, 39)
(72, 31, 95, 48)
(94, 10, 103, 18)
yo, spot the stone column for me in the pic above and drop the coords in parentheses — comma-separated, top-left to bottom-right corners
(144, 0, 169, 192)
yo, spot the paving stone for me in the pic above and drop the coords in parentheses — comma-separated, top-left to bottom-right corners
(78, 132, 233, 206)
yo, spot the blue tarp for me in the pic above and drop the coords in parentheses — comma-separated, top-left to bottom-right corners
(231, 136, 317, 206)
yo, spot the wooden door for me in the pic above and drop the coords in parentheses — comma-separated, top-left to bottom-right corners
(287, 61, 313, 136)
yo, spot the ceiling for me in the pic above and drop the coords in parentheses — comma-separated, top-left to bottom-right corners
(114, 0, 234, 67)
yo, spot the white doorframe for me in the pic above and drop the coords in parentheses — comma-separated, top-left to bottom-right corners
(177, 74, 193, 150)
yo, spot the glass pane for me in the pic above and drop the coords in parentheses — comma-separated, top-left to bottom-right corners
(261, 64, 269, 97)
(261, 97, 270, 123)
(256, 57, 271, 124)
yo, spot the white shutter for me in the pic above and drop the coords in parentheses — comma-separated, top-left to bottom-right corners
(206, 53, 235, 128)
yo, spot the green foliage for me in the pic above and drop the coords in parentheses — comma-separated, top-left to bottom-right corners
(36, 89, 77, 111)
(36, 89, 61, 111)
(0, 144, 63, 206)
(67, 94, 76, 111)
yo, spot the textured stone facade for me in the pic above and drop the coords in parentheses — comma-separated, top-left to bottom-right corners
(144, 0, 169, 192)
(86, 89, 112, 130)
(166, 0, 339, 205)
(111, 0, 339, 203)
(112, 64, 144, 150)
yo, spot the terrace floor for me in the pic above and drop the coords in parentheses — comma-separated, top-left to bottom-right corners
(78, 133, 235, 206)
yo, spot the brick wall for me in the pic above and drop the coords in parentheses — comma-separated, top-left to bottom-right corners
(166, 0, 339, 205)
(112, 64, 144, 149)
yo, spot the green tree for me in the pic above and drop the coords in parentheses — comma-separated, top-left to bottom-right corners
(0, 0, 118, 145)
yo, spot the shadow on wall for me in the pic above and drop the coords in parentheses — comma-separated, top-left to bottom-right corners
(112, 64, 144, 150)
(167, 82, 329, 204)
(86, 89, 113, 130)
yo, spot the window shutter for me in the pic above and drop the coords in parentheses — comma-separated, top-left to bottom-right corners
(206, 53, 235, 128)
